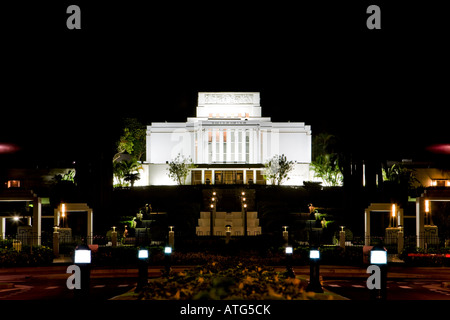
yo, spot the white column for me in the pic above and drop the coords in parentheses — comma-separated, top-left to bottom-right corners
(219, 129, 224, 162)
(54, 208, 60, 227)
(240, 130, 246, 162)
(226, 129, 232, 162)
(0, 217, 5, 239)
(416, 198, 425, 248)
(212, 169, 215, 184)
(212, 128, 216, 162)
(87, 209, 93, 245)
(249, 128, 254, 163)
(201, 169, 205, 184)
(364, 210, 370, 246)
(33, 197, 42, 246)
(234, 129, 239, 162)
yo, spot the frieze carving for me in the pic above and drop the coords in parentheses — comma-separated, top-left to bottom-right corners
(203, 93, 254, 104)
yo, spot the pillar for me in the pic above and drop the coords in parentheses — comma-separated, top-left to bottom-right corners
(397, 228, 404, 254)
(416, 198, 425, 248)
(53, 228, 59, 258)
(364, 209, 370, 246)
(87, 209, 93, 245)
(219, 129, 224, 162)
(0, 217, 5, 239)
(168, 228, 175, 249)
(339, 230, 346, 249)
(32, 197, 42, 246)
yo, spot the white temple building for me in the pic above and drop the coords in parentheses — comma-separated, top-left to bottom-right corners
(138, 92, 312, 186)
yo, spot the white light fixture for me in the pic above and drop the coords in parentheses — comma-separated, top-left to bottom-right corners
(370, 250, 387, 265)
(310, 249, 320, 260)
(138, 249, 149, 259)
(74, 249, 91, 264)
(285, 246, 293, 254)
(164, 246, 172, 254)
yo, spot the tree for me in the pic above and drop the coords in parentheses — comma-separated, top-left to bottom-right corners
(310, 133, 343, 186)
(113, 159, 142, 187)
(167, 153, 197, 185)
(263, 154, 295, 185)
(113, 118, 146, 162)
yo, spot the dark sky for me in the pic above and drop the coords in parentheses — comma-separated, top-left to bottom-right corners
(1, 1, 449, 165)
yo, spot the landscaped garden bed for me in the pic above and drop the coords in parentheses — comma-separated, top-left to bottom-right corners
(135, 260, 337, 300)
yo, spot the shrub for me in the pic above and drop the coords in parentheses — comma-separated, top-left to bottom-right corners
(0, 246, 54, 267)
(139, 261, 317, 300)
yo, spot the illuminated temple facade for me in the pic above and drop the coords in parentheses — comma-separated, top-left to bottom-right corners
(139, 92, 312, 186)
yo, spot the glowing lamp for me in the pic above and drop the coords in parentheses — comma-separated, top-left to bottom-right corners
(370, 246, 387, 265)
(74, 246, 91, 264)
(391, 204, 396, 218)
(310, 249, 320, 260)
(424, 199, 430, 213)
(138, 249, 149, 259)
(285, 246, 293, 254)
(164, 246, 172, 255)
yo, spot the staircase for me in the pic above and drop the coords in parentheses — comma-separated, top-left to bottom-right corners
(197, 189, 260, 236)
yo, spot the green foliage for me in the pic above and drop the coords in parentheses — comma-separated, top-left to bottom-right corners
(0, 246, 54, 267)
(167, 153, 197, 185)
(139, 261, 317, 300)
(311, 133, 343, 186)
(263, 154, 294, 185)
(382, 163, 420, 189)
(113, 159, 142, 187)
(114, 118, 147, 162)
(310, 155, 343, 186)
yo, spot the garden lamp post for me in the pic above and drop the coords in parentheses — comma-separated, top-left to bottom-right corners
(369, 245, 388, 300)
(73, 244, 92, 299)
(136, 248, 149, 292)
(285, 246, 295, 278)
(306, 248, 323, 293)
(283, 226, 289, 245)
(164, 246, 172, 275)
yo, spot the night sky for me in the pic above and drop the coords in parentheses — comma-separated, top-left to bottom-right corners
(1, 1, 449, 166)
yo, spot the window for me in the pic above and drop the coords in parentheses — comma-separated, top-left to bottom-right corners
(6, 180, 20, 188)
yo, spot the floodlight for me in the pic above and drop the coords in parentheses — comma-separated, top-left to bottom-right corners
(164, 246, 172, 254)
(285, 246, 293, 254)
(138, 249, 149, 259)
(310, 249, 320, 260)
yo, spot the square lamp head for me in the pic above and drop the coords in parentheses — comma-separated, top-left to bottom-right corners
(285, 246, 293, 254)
(74, 247, 91, 264)
(138, 249, 149, 259)
(164, 246, 172, 255)
(370, 250, 387, 265)
(310, 249, 320, 260)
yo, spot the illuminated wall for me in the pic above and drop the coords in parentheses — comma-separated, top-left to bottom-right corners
(142, 92, 312, 185)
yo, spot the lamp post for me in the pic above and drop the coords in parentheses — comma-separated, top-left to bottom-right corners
(285, 246, 295, 278)
(339, 226, 346, 249)
(210, 203, 214, 238)
(164, 246, 172, 275)
(306, 248, 323, 293)
(53, 225, 60, 258)
(282, 226, 289, 245)
(369, 245, 388, 300)
(168, 226, 175, 249)
(73, 244, 92, 299)
(111, 226, 117, 247)
(136, 248, 149, 292)
(243, 203, 248, 238)
(226, 225, 231, 244)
